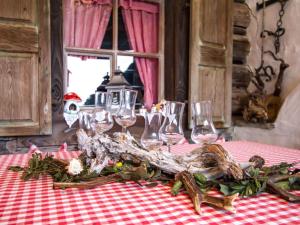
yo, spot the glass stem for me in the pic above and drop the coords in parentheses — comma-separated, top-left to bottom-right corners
(122, 126, 127, 133)
(167, 143, 171, 152)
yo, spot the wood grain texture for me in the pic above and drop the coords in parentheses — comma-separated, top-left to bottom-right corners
(164, 0, 189, 128)
(0, 53, 40, 136)
(38, 0, 52, 134)
(16, 0, 64, 147)
(0, 0, 35, 23)
(233, 26, 247, 35)
(0, 23, 38, 53)
(232, 86, 249, 115)
(233, 34, 250, 64)
(189, 0, 233, 127)
(232, 1, 251, 116)
(233, 2, 251, 28)
(0, 53, 38, 122)
(0, 0, 51, 136)
(199, 46, 225, 67)
(200, 0, 227, 46)
(164, 0, 189, 102)
(190, 66, 226, 123)
(232, 64, 251, 88)
(51, 0, 64, 119)
(232, 1, 251, 115)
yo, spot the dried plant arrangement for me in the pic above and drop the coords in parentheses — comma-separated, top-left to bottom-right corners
(8, 129, 300, 215)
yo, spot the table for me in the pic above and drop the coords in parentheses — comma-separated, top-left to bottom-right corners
(0, 141, 299, 225)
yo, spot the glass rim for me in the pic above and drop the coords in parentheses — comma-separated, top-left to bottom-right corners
(145, 111, 161, 115)
(191, 100, 212, 104)
(165, 100, 185, 105)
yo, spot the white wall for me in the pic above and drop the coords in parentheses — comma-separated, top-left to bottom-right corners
(233, 1, 300, 149)
(246, 0, 300, 98)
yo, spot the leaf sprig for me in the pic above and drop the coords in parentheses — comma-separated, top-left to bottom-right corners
(8, 153, 98, 183)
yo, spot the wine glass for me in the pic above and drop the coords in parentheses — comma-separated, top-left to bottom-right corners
(115, 89, 137, 133)
(141, 112, 163, 151)
(92, 92, 114, 134)
(159, 101, 185, 152)
(106, 90, 122, 116)
(78, 107, 94, 136)
(191, 101, 218, 145)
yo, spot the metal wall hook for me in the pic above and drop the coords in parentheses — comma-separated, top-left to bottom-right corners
(256, 0, 288, 11)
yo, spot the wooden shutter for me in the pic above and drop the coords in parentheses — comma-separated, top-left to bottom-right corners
(0, 0, 51, 136)
(189, 0, 233, 127)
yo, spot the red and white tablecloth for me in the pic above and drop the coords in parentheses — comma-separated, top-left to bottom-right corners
(0, 141, 299, 225)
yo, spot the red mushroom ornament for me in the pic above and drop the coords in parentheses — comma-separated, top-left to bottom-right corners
(63, 92, 82, 129)
(63, 92, 82, 102)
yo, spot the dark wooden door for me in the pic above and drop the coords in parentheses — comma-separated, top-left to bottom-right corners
(0, 0, 51, 136)
(189, 0, 233, 127)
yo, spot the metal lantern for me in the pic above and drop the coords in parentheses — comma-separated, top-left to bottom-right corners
(106, 68, 131, 115)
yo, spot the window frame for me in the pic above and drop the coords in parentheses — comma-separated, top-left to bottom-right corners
(63, 0, 165, 101)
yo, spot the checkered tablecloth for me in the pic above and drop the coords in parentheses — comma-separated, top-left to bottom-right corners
(0, 141, 299, 225)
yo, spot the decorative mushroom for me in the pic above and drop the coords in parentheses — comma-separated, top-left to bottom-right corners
(63, 92, 82, 129)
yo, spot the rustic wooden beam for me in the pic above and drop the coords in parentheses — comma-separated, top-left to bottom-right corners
(233, 3, 251, 29)
(233, 35, 250, 64)
(234, 26, 247, 36)
(232, 64, 252, 88)
(234, 0, 246, 3)
(232, 87, 249, 115)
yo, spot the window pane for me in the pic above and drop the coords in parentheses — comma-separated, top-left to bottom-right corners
(117, 55, 159, 108)
(117, 56, 143, 108)
(118, 8, 131, 51)
(118, 1, 159, 53)
(66, 55, 111, 106)
(100, 13, 113, 49)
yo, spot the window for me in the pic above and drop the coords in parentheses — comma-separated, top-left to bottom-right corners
(63, 0, 164, 108)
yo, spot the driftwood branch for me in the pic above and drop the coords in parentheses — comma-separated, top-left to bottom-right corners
(77, 129, 244, 180)
(267, 173, 300, 202)
(53, 174, 120, 190)
(176, 171, 239, 214)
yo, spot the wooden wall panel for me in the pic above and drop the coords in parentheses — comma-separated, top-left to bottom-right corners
(0, 0, 35, 23)
(38, 0, 52, 134)
(0, 24, 38, 53)
(0, 58, 11, 120)
(164, 0, 190, 102)
(201, 0, 227, 46)
(189, 0, 233, 127)
(199, 46, 225, 67)
(0, 0, 51, 136)
(190, 66, 226, 122)
(17, 0, 76, 148)
(164, 0, 190, 128)
(11, 54, 38, 121)
(0, 53, 38, 122)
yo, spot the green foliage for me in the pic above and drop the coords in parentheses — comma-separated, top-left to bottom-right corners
(194, 173, 210, 193)
(273, 177, 300, 191)
(287, 176, 300, 190)
(8, 153, 98, 183)
(218, 167, 267, 197)
(262, 162, 295, 176)
(9, 153, 299, 198)
(218, 162, 300, 197)
(171, 180, 183, 196)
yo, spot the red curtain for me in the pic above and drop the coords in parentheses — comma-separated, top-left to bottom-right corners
(119, 0, 159, 109)
(64, 0, 112, 49)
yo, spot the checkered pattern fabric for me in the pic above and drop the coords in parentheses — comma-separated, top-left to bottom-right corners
(0, 141, 299, 225)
